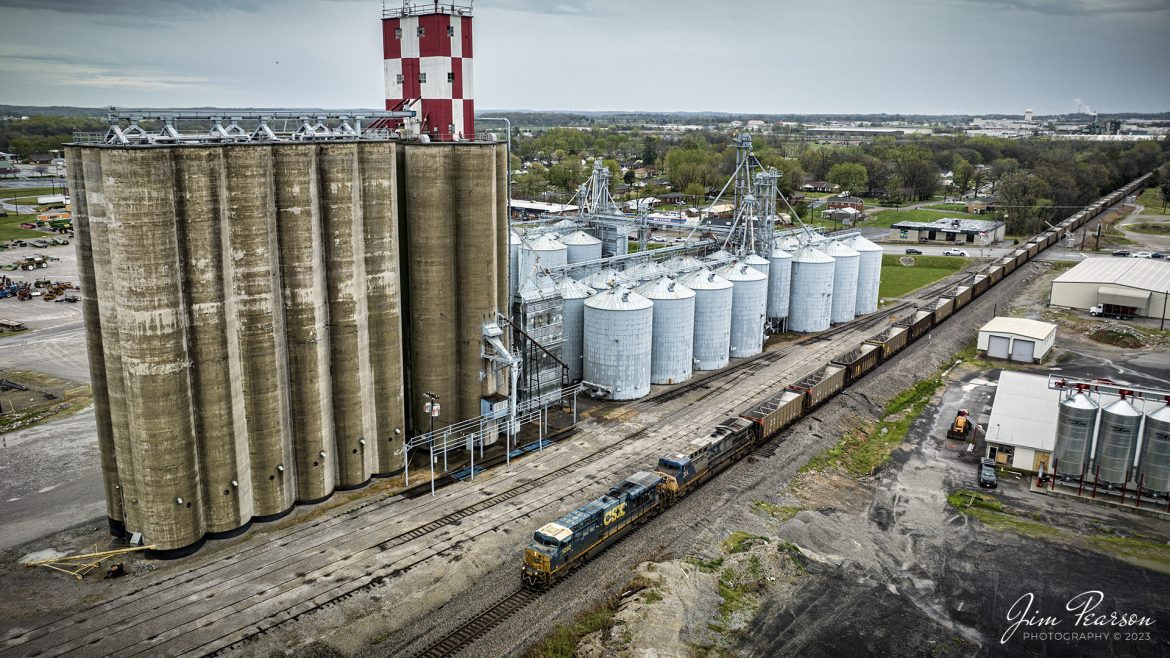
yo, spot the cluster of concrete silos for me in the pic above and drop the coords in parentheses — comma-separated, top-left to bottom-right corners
(67, 139, 507, 552)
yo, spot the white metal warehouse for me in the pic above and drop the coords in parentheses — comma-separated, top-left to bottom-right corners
(977, 317, 1057, 363)
(1049, 257, 1170, 320)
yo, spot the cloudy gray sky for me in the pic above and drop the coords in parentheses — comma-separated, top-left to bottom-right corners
(1, 0, 1167, 115)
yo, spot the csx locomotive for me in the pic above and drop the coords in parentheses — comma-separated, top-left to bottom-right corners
(520, 176, 1149, 591)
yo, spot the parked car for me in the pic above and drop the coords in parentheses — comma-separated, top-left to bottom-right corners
(942, 248, 968, 257)
(29, 239, 50, 248)
(1152, 252, 1166, 260)
(1132, 252, 1153, 259)
(1112, 249, 1131, 257)
(49, 237, 69, 246)
(905, 247, 923, 255)
(978, 458, 998, 489)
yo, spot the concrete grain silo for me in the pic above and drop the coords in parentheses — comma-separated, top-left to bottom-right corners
(559, 277, 594, 382)
(847, 234, 883, 315)
(583, 286, 653, 400)
(788, 245, 835, 332)
(637, 276, 696, 385)
(680, 267, 733, 370)
(826, 240, 860, 324)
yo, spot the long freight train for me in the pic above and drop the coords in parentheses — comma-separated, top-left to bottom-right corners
(521, 175, 1151, 590)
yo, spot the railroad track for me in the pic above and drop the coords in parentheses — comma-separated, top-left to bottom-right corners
(409, 589, 543, 658)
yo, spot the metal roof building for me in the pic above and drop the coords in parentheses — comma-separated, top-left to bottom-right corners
(887, 217, 1005, 245)
(1049, 258, 1170, 320)
(985, 371, 1061, 471)
(977, 317, 1057, 363)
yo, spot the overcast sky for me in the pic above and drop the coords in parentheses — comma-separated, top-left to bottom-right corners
(0, 0, 1167, 115)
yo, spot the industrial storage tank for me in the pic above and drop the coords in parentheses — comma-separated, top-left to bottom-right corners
(1094, 396, 1143, 486)
(681, 268, 733, 370)
(718, 261, 768, 358)
(704, 249, 734, 266)
(623, 260, 664, 283)
(663, 254, 705, 275)
(561, 230, 603, 264)
(584, 267, 626, 291)
(509, 229, 523, 303)
(519, 233, 567, 279)
(744, 253, 771, 280)
(826, 240, 860, 324)
(1138, 403, 1170, 494)
(787, 245, 835, 332)
(777, 235, 802, 252)
(637, 276, 697, 385)
(847, 234, 883, 315)
(1053, 392, 1099, 479)
(559, 277, 594, 382)
(767, 247, 792, 325)
(583, 286, 653, 400)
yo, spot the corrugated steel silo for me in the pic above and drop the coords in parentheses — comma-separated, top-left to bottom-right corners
(585, 266, 626, 291)
(622, 260, 664, 284)
(583, 286, 653, 400)
(637, 276, 697, 384)
(559, 277, 594, 382)
(1138, 404, 1170, 494)
(519, 233, 567, 279)
(509, 229, 523, 303)
(1094, 396, 1142, 486)
(561, 230, 603, 264)
(847, 234, 883, 315)
(718, 261, 768, 358)
(744, 253, 770, 281)
(662, 254, 705, 276)
(1053, 392, 1099, 479)
(826, 240, 860, 324)
(767, 247, 792, 324)
(680, 268, 733, 370)
(704, 249, 734, 266)
(787, 245, 835, 332)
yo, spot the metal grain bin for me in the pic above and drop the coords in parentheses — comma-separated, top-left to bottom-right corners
(583, 286, 653, 400)
(766, 247, 792, 324)
(561, 230, 603, 264)
(1138, 404, 1170, 494)
(744, 252, 771, 281)
(847, 234, 883, 315)
(559, 277, 595, 382)
(788, 245, 835, 333)
(509, 229, 523, 302)
(826, 240, 860, 324)
(584, 266, 626, 292)
(637, 276, 697, 385)
(718, 261, 768, 359)
(681, 268, 733, 371)
(1053, 392, 1099, 479)
(519, 233, 567, 279)
(1094, 397, 1142, 486)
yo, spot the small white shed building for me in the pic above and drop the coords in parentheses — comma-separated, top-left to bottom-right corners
(977, 317, 1056, 363)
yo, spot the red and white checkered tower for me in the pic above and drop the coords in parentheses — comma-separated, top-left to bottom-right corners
(383, 2, 474, 140)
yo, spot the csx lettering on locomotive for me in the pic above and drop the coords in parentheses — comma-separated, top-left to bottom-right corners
(603, 502, 626, 525)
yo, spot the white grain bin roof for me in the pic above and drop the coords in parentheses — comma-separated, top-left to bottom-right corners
(792, 245, 833, 264)
(744, 253, 770, 267)
(636, 275, 696, 300)
(770, 247, 792, 260)
(510, 228, 523, 245)
(558, 277, 595, 299)
(527, 233, 567, 251)
(1052, 257, 1170, 294)
(680, 267, 733, 290)
(560, 230, 602, 246)
(979, 317, 1056, 342)
(825, 240, 859, 258)
(585, 286, 653, 311)
(718, 261, 767, 282)
(846, 234, 883, 253)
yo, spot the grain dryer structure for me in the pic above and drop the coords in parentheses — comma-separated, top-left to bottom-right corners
(67, 111, 511, 552)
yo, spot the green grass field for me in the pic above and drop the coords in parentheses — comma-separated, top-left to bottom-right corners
(1138, 188, 1169, 215)
(0, 186, 65, 199)
(879, 253, 968, 298)
(925, 203, 970, 212)
(0, 212, 44, 241)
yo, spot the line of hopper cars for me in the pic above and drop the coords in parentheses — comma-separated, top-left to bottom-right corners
(520, 176, 1151, 590)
